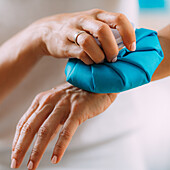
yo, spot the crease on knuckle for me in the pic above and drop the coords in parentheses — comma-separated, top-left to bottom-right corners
(55, 143, 64, 151)
(14, 144, 24, 156)
(38, 126, 49, 138)
(31, 148, 40, 158)
(21, 122, 33, 135)
(59, 128, 72, 141)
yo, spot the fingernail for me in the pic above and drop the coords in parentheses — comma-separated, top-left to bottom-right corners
(11, 158, 17, 169)
(130, 42, 136, 51)
(51, 155, 57, 164)
(27, 161, 33, 169)
(112, 57, 117, 63)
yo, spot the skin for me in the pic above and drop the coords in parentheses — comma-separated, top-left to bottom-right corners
(0, 6, 168, 169)
(11, 83, 118, 169)
(0, 9, 136, 102)
(151, 24, 170, 81)
(10, 25, 170, 169)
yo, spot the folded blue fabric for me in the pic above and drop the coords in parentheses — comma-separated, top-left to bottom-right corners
(65, 28, 164, 93)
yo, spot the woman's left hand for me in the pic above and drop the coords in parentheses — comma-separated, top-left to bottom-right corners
(11, 83, 117, 169)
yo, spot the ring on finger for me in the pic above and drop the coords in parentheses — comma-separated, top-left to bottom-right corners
(74, 31, 86, 46)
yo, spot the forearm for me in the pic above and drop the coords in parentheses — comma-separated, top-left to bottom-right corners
(152, 24, 170, 81)
(0, 25, 43, 102)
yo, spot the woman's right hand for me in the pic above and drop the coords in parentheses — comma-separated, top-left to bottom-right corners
(31, 9, 136, 64)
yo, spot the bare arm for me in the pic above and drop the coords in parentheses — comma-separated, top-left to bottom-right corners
(10, 24, 170, 170)
(0, 9, 136, 103)
(152, 24, 170, 81)
(0, 26, 43, 102)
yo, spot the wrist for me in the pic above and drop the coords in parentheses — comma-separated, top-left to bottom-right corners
(152, 26, 170, 81)
(21, 24, 45, 59)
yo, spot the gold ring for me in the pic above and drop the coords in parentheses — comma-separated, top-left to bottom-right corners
(74, 31, 86, 46)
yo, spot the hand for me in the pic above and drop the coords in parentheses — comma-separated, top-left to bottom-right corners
(11, 83, 117, 169)
(31, 8, 136, 64)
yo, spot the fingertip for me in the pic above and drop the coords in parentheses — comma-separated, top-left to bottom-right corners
(11, 158, 17, 169)
(129, 41, 136, 51)
(27, 160, 34, 170)
(107, 50, 118, 63)
(112, 57, 117, 63)
(51, 155, 58, 164)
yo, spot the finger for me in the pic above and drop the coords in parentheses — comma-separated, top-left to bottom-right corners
(78, 18, 119, 62)
(27, 102, 69, 170)
(12, 97, 39, 152)
(65, 41, 94, 65)
(67, 29, 105, 63)
(51, 117, 79, 164)
(11, 104, 53, 169)
(96, 12, 136, 51)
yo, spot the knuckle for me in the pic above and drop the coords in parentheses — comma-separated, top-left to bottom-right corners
(78, 16, 88, 25)
(38, 126, 49, 138)
(22, 122, 33, 134)
(59, 128, 72, 140)
(35, 93, 42, 100)
(31, 148, 40, 158)
(96, 23, 110, 36)
(14, 145, 24, 155)
(43, 94, 52, 103)
(89, 8, 104, 14)
(55, 143, 64, 151)
(116, 13, 126, 24)
(65, 89, 74, 97)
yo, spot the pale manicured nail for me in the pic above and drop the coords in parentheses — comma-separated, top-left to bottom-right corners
(27, 161, 33, 169)
(130, 42, 136, 51)
(51, 155, 57, 164)
(11, 158, 17, 169)
(112, 57, 117, 63)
